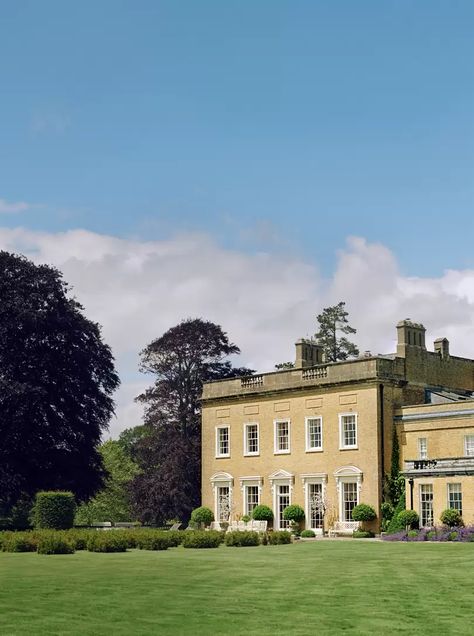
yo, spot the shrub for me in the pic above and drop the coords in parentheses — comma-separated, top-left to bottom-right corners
(136, 532, 170, 551)
(190, 507, 214, 528)
(2, 532, 37, 552)
(407, 530, 419, 539)
(67, 529, 92, 550)
(381, 502, 395, 532)
(240, 515, 251, 523)
(352, 504, 377, 523)
(225, 531, 260, 547)
(397, 510, 419, 530)
(37, 533, 75, 555)
(352, 530, 374, 538)
(426, 530, 437, 541)
(87, 532, 128, 552)
(283, 505, 305, 523)
(267, 531, 292, 545)
(182, 531, 222, 549)
(440, 508, 464, 528)
(448, 531, 458, 541)
(251, 505, 273, 523)
(167, 530, 184, 547)
(33, 492, 76, 530)
(386, 493, 406, 534)
(300, 529, 316, 538)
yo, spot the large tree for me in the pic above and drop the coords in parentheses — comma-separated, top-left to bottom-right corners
(130, 318, 251, 524)
(0, 251, 119, 512)
(315, 302, 359, 362)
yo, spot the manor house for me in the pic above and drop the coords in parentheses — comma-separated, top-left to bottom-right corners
(201, 320, 474, 532)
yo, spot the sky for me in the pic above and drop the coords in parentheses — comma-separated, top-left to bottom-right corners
(1, 1, 473, 436)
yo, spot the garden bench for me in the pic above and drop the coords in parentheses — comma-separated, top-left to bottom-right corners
(328, 521, 359, 537)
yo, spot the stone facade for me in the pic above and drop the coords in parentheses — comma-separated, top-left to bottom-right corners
(201, 320, 474, 532)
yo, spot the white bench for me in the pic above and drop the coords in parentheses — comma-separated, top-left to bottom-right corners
(211, 520, 267, 532)
(328, 521, 360, 537)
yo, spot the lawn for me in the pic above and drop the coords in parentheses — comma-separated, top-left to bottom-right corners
(0, 541, 472, 635)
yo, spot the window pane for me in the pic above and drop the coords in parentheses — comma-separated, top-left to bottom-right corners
(342, 482, 358, 521)
(278, 484, 290, 529)
(341, 415, 357, 447)
(420, 484, 433, 527)
(448, 483, 462, 516)
(465, 436, 474, 456)
(246, 485, 259, 515)
(308, 483, 324, 528)
(217, 486, 230, 522)
(218, 427, 229, 455)
(418, 438, 427, 460)
(307, 418, 322, 449)
(246, 424, 259, 454)
(276, 421, 289, 451)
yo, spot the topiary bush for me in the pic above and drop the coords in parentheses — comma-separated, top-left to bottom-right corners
(190, 507, 214, 528)
(397, 509, 419, 530)
(251, 505, 273, 524)
(182, 530, 222, 549)
(352, 530, 374, 538)
(300, 529, 316, 538)
(283, 505, 305, 523)
(352, 504, 377, 523)
(87, 532, 128, 553)
(37, 533, 75, 555)
(440, 508, 464, 528)
(267, 530, 292, 545)
(225, 531, 260, 547)
(33, 492, 76, 530)
(135, 531, 170, 551)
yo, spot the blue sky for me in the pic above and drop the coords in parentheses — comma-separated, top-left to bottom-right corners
(1, 1, 473, 277)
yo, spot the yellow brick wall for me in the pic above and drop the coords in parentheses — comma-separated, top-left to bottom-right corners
(202, 384, 381, 531)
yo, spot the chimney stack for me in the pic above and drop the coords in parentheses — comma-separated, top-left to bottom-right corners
(295, 339, 324, 368)
(434, 338, 450, 360)
(396, 319, 426, 357)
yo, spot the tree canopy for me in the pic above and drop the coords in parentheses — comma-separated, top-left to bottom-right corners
(0, 251, 120, 511)
(314, 302, 359, 362)
(130, 318, 251, 524)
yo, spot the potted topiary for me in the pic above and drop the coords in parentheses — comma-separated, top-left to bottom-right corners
(283, 504, 305, 536)
(351, 503, 377, 534)
(251, 505, 274, 529)
(190, 506, 214, 529)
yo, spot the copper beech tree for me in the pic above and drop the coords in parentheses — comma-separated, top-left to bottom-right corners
(0, 251, 119, 514)
(130, 318, 252, 525)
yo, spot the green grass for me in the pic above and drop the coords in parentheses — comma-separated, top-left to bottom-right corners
(0, 541, 473, 635)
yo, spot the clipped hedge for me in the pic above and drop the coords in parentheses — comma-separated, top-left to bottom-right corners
(352, 530, 374, 539)
(37, 533, 75, 555)
(300, 529, 316, 538)
(136, 532, 170, 551)
(267, 531, 292, 545)
(87, 532, 128, 553)
(2, 532, 38, 552)
(225, 531, 260, 547)
(182, 531, 223, 549)
(33, 492, 76, 530)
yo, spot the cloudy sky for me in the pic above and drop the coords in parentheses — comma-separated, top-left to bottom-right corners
(1, 2, 473, 436)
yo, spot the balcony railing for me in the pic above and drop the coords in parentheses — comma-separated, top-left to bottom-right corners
(241, 375, 264, 388)
(302, 366, 328, 380)
(404, 457, 474, 476)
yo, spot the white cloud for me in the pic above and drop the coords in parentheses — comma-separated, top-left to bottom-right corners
(0, 227, 473, 437)
(0, 199, 30, 214)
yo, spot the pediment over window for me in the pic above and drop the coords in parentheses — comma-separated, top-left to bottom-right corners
(268, 469, 294, 481)
(333, 465, 363, 479)
(210, 471, 233, 485)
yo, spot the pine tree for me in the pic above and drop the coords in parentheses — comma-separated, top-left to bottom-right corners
(315, 302, 359, 362)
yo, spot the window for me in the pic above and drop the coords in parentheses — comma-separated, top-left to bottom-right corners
(215, 426, 230, 458)
(245, 485, 260, 516)
(217, 486, 230, 522)
(306, 417, 323, 452)
(342, 482, 358, 521)
(274, 420, 290, 454)
(308, 482, 324, 529)
(339, 414, 357, 449)
(420, 484, 434, 527)
(418, 437, 427, 460)
(244, 423, 259, 456)
(464, 435, 474, 457)
(448, 483, 462, 516)
(277, 484, 290, 529)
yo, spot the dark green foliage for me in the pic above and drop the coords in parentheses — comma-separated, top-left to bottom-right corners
(440, 508, 464, 528)
(87, 532, 128, 553)
(386, 492, 406, 534)
(33, 492, 76, 530)
(240, 515, 251, 523)
(351, 504, 377, 522)
(448, 531, 458, 541)
(397, 510, 419, 530)
(225, 531, 260, 547)
(190, 506, 214, 528)
(384, 427, 405, 509)
(135, 532, 170, 551)
(283, 504, 305, 523)
(267, 531, 292, 545)
(251, 505, 273, 522)
(314, 302, 359, 361)
(130, 318, 251, 525)
(37, 533, 75, 555)
(407, 530, 419, 539)
(182, 530, 223, 549)
(352, 530, 375, 538)
(300, 529, 316, 538)
(0, 251, 119, 511)
(2, 532, 37, 552)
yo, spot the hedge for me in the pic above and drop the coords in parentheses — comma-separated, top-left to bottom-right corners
(33, 492, 76, 530)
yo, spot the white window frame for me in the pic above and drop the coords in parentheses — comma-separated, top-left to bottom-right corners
(418, 437, 427, 460)
(274, 419, 291, 455)
(464, 435, 474, 457)
(269, 470, 294, 530)
(334, 465, 363, 522)
(301, 473, 327, 535)
(305, 416, 323, 452)
(447, 483, 462, 516)
(419, 483, 434, 527)
(339, 413, 358, 450)
(243, 422, 260, 456)
(215, 425, 230, 458)
(210, 472, 233, 523)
